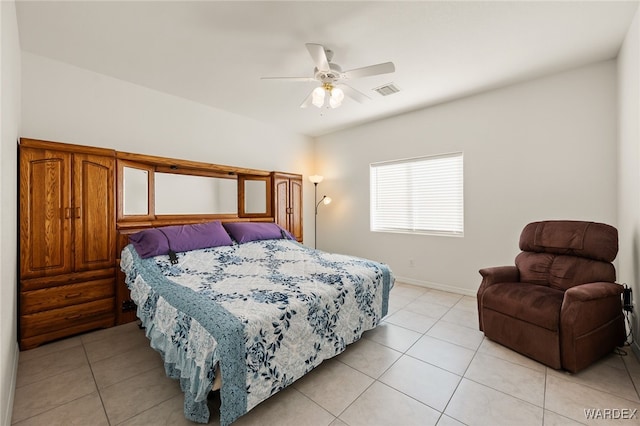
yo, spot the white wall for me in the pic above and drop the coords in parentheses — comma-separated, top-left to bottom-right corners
(0, 0, 21, 424)
(618, 8, 640, 356)
(20, 52, 316, 243)
(316, 61, 618, 295)
(20, 52, 313, 173)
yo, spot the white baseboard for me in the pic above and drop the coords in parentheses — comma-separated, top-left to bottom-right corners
(625, 311, 639, 362)
(3, 342, 18, 426)
(629, 320, 640, 362)
(394, 276, 477, 297)
(630, 341, 640, 359)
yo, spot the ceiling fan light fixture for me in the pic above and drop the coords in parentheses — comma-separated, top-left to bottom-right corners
(312, 86, 325, 108)
(262, 43, 395, 110)
(329, 87, 344, 108)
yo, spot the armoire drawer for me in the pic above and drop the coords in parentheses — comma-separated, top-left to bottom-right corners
(20, 278, 115, 314)
(20, 298, 114, 338)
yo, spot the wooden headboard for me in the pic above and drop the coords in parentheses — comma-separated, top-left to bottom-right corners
(113, 151, 302, 324)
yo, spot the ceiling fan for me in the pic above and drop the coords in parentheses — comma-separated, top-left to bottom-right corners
(261, 43, 395, 109)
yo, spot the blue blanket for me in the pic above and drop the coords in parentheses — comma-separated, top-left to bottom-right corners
(121, 239, 392, 425)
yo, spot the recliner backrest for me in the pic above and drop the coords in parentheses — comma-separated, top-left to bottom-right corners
(515, 221, 618, 291)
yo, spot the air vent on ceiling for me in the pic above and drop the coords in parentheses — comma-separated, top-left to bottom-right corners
(373, 83, 400, 96)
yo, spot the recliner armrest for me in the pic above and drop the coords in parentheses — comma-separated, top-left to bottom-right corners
(479, 266, 519, 286)
(560, 281, 625, 372)
(563, 282, 623, 302)
(477, 266, 519, 332)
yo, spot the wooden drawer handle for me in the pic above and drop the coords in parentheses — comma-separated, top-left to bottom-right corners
(65, 293, 82, 299)
(65, 314, 82, 320)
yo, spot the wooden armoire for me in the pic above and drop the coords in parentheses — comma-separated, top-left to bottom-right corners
(18, 139, 116, 350)
(272, 172, 303, 242)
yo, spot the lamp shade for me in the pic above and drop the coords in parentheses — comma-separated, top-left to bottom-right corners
(309, 175, 324, 184)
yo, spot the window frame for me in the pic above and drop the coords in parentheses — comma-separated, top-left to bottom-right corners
(370, 152, 464, 237)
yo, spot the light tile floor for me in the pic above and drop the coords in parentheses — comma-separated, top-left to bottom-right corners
(12, 282, 640, 426)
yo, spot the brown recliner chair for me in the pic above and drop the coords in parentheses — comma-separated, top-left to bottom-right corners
(477, 220, 625, 373)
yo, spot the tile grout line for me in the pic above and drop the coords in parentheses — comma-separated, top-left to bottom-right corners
(81, 338, 113, 426)
(548, 365, 640, 406)
(11, 350, 102, 425)
(437, 335, 484, 426)
(333, 309, 428, 423)
(541, 366, 548, 426)
(336, 297, 465, 425)
(371, 295, 473, 425)
(542, 363, 589, 426)
(621, 347, 640, 401)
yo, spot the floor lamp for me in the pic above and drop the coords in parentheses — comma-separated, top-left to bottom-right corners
(309, 175, 332, 249)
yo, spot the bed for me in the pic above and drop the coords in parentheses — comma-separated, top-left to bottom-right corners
(119, 221, 393, 425)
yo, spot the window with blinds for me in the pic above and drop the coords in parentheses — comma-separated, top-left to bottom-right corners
(370, 152, 464, 236)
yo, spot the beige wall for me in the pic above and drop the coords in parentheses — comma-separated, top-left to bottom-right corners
(315, 61, 618, 295)
(0, 0, 21, 423)
(20, 53, 314, 173)
(617, 8, 640, 356)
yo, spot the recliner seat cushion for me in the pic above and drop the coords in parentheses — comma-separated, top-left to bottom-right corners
(482, 282, 565, 331)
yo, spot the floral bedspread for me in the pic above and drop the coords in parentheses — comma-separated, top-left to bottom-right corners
(120, 239, 393, 426)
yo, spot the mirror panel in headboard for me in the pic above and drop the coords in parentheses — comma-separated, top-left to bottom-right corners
(117, 160, 155, 222)
(123, 167, 149, 215)
(116, 151, 274, 224)
(238, 174, 273, 218)
(244, 180, 266, 213)
(155, 172, 238, 215)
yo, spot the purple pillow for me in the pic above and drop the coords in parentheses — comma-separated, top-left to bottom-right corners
(223, 222, 293, 244)
(129, 221, 233, 258)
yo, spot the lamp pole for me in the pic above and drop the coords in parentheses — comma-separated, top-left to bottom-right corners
(314, 182, 318, 249)
(309, 175, 329, 250)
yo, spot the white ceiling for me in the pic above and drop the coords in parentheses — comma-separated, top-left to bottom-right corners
(15, 1, 639, 137)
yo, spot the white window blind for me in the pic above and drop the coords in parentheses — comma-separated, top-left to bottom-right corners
(370, 152, 464, 236)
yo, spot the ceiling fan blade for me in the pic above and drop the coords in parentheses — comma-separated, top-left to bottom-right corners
(299, 90, 315, 108)
(306, 43, 330, 72)
(343, 62, 395, 79)
(337, 84, 371, 103)
(261, 76, 317, 82)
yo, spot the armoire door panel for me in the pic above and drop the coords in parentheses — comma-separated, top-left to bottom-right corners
(290, 179, 303, 241)
(73, 154, 115, 271)
(272, 173, 303, 243)
(20, 148, 72, 278)
(274, 178, 289, 228)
